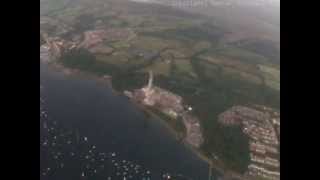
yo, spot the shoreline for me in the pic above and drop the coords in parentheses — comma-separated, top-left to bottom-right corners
(119, 94, 229, 179)
(42, 60, 253, 180)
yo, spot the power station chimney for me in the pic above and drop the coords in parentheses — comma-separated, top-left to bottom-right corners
(147, 70, 153, 90)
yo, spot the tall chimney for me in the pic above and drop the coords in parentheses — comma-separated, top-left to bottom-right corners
(147, 70, 153, 90)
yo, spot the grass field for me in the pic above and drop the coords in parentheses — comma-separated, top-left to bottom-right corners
(258, 64, 280, 91)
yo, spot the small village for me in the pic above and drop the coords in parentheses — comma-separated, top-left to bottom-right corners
(219, 106, 280, 180)
(40, 26, 137, 60)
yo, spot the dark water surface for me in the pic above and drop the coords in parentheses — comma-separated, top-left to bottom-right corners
(40, 63, 210, 180)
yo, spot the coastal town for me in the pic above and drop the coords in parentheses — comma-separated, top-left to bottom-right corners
(41, 15, 204, 148)
(219, 106, 280, 180)
(40, 21, 280, 180)
(41, 0, 280, 179)
(40, 19, 280, 180)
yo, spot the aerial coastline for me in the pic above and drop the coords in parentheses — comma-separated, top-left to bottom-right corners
(40, 0, 280, 179)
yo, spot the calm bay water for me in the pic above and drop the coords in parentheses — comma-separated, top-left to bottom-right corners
(40, 63, 212, 180)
